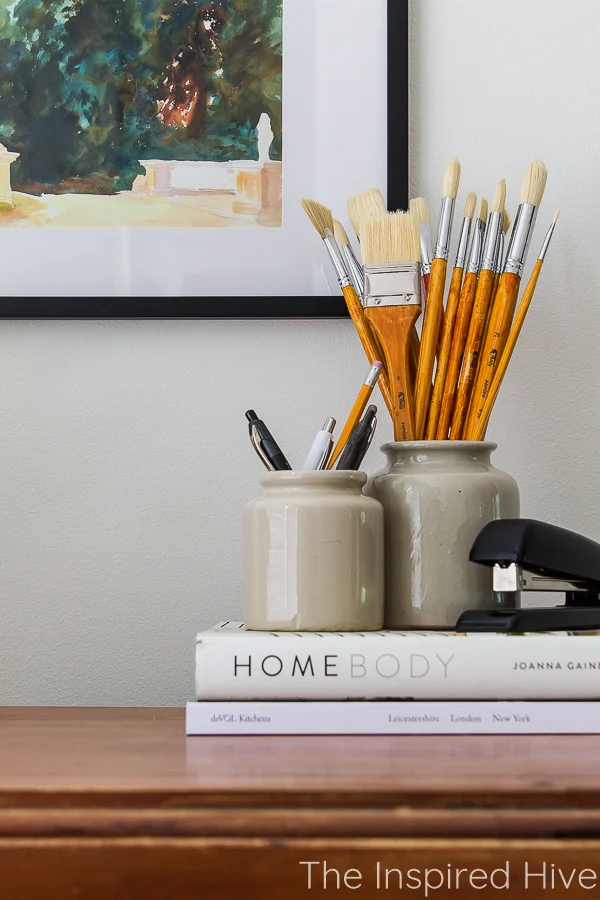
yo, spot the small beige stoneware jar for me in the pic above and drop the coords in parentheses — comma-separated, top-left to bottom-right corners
(244, 470, 384, 631)
(371, 441, 520, 629)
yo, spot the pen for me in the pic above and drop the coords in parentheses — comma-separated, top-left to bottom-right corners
(303, 417, 336, 470)
(336, 406, 378, 471)
(245, 410, 292, 472)
(354, 414, 378, 470)
(327, 362, 383, 469)
(249, 424, 275, 471)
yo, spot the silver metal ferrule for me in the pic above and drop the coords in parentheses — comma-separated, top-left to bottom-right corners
(418, 222, 434, 275)
(454, 217, 472, 269)
(504, 203, 538, 276)
(476, 219, 486, 272)
(495, 232, 505, 275)
(481, 211, 503, 272)
(538, 220, 557, 262)
(340, 243, 365, 301)
(434, 196, 456, 261)
(466, 222, 483, 274)
(323, 229, 352, 289)
(364, 262, 422, 308)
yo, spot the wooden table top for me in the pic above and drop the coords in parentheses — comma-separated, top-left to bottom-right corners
(2, 710, 600, 895)
(1, 707, 600, 807)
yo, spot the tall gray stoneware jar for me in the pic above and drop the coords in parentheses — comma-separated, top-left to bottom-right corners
(371, 441, 520, 629)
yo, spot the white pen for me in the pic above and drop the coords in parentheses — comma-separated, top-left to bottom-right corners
(303, 418, 336, 471)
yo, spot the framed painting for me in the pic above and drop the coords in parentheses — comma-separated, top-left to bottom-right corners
(0, 0, 408, 317)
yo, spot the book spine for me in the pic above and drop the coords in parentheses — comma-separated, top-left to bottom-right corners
(186, 701, 600, 735)
(195, 634, 600, 700)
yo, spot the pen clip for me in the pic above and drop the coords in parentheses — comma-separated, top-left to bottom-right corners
(250, 424, 275, 472)
(354, 410, 378, 470)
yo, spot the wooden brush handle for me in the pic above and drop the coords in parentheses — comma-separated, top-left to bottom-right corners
(365, 305, 422, 441)
(341, 285, 393, 418)
(436, 271, 478, 439)
(410, 325, 420, 387)
(491, 271, 501, 306)
(426, 266, 463, 439)
(471, 264, 542, 441)
(449, 268, 496, 439)
(464, 272, 521, 439)
(415, 258, 447, 438)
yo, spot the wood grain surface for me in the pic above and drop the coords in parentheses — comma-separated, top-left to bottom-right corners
(1, 708, 600, 808)
(1, 709, 600, 897)
(1, 839, 600, 898)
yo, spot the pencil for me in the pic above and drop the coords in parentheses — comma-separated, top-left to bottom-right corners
(328, 361, 383, 468)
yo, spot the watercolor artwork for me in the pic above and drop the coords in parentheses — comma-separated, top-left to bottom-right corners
(0, 0, 283, 229)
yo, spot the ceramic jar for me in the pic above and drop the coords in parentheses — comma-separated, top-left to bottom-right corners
(244, 470, 384, 631)
(371, 442, 520, 629)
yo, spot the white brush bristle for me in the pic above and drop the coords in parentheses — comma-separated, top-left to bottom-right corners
(347, 188, 386, 237)
(553, 210, 560, 224)
(334, 220, 351, 246)
(464, 192, 477, 219)
(521, 160, 548, 207)
(478, 198, 488, 223)
(491, 180, 506, 214)
(442, 157, 461, 200)
(502, 209, 512, 234)
(361, 212, 421, 266)
(301, 198, 333, 238)
(409, 197, 430, 224)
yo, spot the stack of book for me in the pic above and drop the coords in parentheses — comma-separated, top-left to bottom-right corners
(185, 623, 600, 735)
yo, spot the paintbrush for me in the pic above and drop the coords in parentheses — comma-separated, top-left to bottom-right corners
(493, 208, 512, 298)
(435, 197, 488, 439)
(414, 158, 461, 438)
(464, 160, 548, 438)
(345, 187, 405, 383)
(409, 197, 433, 299)
(449, 180, 506, 439)
(362, 212, 423, 441)
(347, 188, 387, 240)
(334, 219, 364, 300)
(301, 199, 393, 417)
(426, 192, 477, 438)
(483, 206, 512, 345)
(472, 211, 559, 441)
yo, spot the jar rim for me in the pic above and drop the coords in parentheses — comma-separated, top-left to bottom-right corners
(380, 440, 497, 453)
(260, 470, 368, 488)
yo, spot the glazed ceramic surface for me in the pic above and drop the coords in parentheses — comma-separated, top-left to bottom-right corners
(244, 470, 384, 631)
(371, 442, 520, 629)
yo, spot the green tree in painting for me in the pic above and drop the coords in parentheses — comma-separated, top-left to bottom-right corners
(0, 0, 282, 192)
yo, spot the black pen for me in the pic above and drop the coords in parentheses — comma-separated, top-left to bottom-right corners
(245, 410, 292, 471)
(336, 406, 378, 471)
(354, 413, 378, 470)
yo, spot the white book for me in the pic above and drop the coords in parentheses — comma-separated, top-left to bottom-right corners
(186, 700, 600, 735)
(195, 622, 600, 700)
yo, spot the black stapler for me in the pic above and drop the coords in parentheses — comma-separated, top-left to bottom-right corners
(456, 519, 600, 633)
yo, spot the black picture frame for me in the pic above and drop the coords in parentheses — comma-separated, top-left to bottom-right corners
(0, 0, 408, 319)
